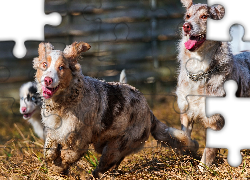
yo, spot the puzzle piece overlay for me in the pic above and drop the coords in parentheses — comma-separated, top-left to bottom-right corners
(0, 0, 183, 158)
(0, 0, 61, 58)
(207, 0, 250, 41)
(3, 0, 250, 178)
(206, 80, 250, 167)
(230, 24, 250, 54)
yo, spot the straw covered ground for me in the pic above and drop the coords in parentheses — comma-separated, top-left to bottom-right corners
(0, 95, 249, 179)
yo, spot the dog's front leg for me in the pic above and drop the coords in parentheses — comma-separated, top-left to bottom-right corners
(199, 147, 219, 171)
(44, 134, 62, 175)
(51, 132, 89, 174)
(180, 113, 193, 137)
(44, 135, 60, 162)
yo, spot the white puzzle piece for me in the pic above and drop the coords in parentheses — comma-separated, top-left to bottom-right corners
(206, 80, 250, 167)
(207, 0, 250, 41)
(0, 0, 61, 58)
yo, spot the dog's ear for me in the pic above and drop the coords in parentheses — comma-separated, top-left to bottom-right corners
(33, 42, 54, 69)
(33, 57, 40, 70)
(63, 42, 91, 72)
(63, 42, 91, 60)
(181, 0, 192, 9)
(209, 5, 225, 20)
(38, 42, 54, 58)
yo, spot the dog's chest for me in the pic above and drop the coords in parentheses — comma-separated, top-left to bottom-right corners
(42, 112, 76, 141)
(185, 52, 211, 73)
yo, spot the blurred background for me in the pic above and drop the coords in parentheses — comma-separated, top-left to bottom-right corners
(0, 0, 245, 143)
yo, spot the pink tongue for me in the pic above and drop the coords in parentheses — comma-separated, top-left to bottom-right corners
(42, 86, 53, 99)
(185, 39, 197, 50)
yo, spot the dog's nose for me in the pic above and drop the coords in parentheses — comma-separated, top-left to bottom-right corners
(44, 77, 53, 86)
(21, 107, 26, 113)
(183, 22, 192, 34)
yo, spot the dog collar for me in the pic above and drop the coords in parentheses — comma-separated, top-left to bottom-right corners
(187, 66, 220, 81)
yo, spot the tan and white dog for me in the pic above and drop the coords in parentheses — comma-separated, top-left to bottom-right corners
(177, 0, 250, 170)
(33, 41, 198, 178)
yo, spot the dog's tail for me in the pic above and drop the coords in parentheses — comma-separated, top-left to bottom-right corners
(119, 69, 127, 83)
(150, 112, 199, 153)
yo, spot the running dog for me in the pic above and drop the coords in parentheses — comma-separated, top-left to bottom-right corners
(19, 82, 44, 139)
(33, 41, 198, 178)
(19, 71, 125, 140)
(177, 0, 250, 170)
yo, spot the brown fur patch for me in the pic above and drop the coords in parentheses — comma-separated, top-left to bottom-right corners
(35, 55, 52, 82)
(130, 98, 139, 107)
(129, 112, 135, 123)
(119, 135, 128, 152)
(134, 128, 149, 143)
(54, 56, 73, 90)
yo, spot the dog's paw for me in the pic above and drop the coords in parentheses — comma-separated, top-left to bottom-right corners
(44, 148, 59, 161)
(198, 162, 207, 173)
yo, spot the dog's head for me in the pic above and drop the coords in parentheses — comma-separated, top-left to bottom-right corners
(33, 42, 91, 99)
(19, 82, 41, 120)
(181, 0, 225, 51)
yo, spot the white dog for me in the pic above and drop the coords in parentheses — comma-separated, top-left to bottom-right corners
(19, 82, 44, 139)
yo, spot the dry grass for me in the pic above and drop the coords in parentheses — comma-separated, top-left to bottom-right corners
(0, 95, 249, 179)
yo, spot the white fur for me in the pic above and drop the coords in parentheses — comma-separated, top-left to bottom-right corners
(41, 50, 60, 88)
(19, 82, 44, 140)
(176, 38, 220, 118)
(42, 111, 77, 143)
(28, 111, 44, 139)
(20, 82, 33, 111)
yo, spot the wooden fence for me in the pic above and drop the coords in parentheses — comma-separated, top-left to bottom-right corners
(0, 0, 206, 99)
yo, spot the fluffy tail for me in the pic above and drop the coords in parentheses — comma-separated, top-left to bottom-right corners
(150, 112, 199, 154)
(119, 69, 127, 83)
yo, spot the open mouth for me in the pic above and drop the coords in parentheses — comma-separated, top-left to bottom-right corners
(184, 34, 206, 51)
(22, 109, 36, 120)
(42, 85, 60, 99)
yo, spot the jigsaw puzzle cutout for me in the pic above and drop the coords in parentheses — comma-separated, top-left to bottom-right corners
(207, 0, 250, 41)
(230, 24, 250, 54)
(1, 0, 199, 166)
(0, 0, 61, 58)
(2, 0, 250, 178)
(206, 80, 248, 167)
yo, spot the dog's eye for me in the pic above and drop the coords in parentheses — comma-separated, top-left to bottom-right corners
(31, 96, 36, 102)
(20, 97, 23, 100)
(201, 15, 208, 19)
(59, 66, 64, 70)
(186, 15, 190, 19)
(43, 62, 47, 68)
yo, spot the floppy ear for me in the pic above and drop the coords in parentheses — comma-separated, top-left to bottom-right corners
(63, 42, 91, 72)
(181, 0, 192, 9)
(63, 41, 91, 60)
(209, 5, 225, 20)
(38, 42, 54, 58)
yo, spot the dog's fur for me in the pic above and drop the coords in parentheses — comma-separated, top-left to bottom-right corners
(33, 41, 198, 178)
(18, 71, 126, 140)
(177, 0, 250, 169)
(19, 82, 44, 139)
